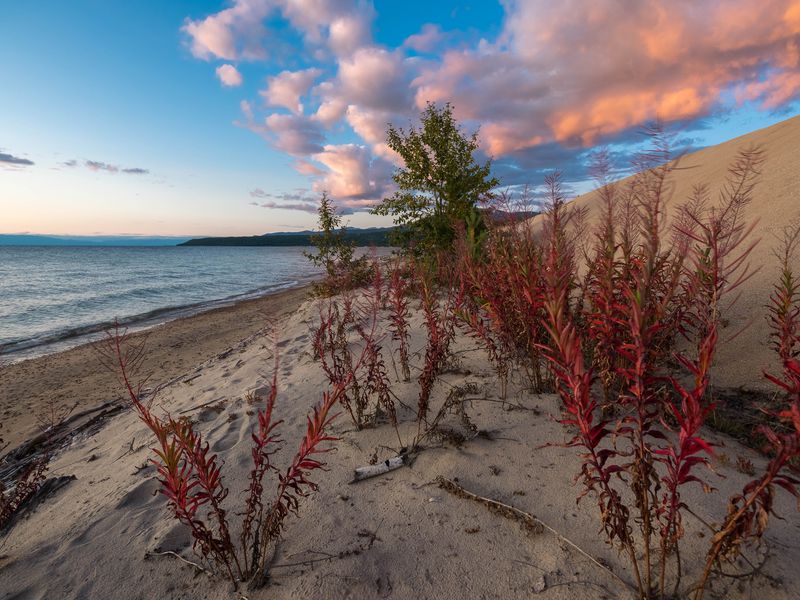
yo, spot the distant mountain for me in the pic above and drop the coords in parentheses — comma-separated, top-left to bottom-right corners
(179, 227, 397, 247)
(0, 234, 190, 246)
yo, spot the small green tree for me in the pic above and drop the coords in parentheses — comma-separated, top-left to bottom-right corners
(305, 192, 370, 295)
(371, 102, 499, 254)
(304, 192, 354, 278)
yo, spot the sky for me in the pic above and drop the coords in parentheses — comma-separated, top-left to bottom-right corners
(1, 0, 799, 237)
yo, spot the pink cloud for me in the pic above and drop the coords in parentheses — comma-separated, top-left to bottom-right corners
(404, 23, 442, 53)
(182, 0, 271, 60)
(189, 0, 800, 212)
(260, 68, 321, 114)
(215, 64, 243, 86)
(262, 113, 325, 155)
(312, 144, 394, 203)
(414, 0, 800, 152)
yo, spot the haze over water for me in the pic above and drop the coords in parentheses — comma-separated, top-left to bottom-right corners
(0, 246, 325, 361)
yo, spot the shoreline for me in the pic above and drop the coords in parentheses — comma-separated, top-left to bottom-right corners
(0, 275, 322, 364)
(0, 282, 314, 450)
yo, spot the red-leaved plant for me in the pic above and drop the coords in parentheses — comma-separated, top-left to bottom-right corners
(97, 324, 361, 589)
(535, 137, 799, 598)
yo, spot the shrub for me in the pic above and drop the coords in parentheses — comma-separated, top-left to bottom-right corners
(96, 324, 361, 589)
(305, 192, 372, 296)
(535, 139, 800, 598)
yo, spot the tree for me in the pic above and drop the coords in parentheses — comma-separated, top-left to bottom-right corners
(371, 102, 499, 253)
(304, 192, 354, 278)
(305, 192, 370, 295)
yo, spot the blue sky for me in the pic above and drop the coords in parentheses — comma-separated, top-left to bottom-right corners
(1, 1, 798, 236)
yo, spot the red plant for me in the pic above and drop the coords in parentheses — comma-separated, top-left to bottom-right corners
(414, 255, 462, 442)
(97, 324, 357, 588)
(458, 189, 551, 393)
(538, 174, 644, 592)
(387, 260, 412, 382)
(694, 219, 800, 599)
(535, 137, 782, 599)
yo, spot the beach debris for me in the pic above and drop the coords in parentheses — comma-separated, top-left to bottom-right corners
(350, 453, 410, 483)
(1, 474, 75, 532)
(435, 476, 633, 591)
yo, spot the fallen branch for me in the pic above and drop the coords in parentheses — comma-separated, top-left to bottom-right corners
(146, 550, 211, 576)
(349, 454, 410, 483)
(435, 476, 633, 591)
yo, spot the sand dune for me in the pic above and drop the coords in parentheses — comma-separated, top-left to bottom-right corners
(533, 113, 800, 391)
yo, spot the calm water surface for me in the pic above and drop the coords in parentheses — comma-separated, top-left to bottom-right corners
(0, 246, 328, 361)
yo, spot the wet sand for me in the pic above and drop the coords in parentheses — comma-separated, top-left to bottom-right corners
(0, 284, 312, 450)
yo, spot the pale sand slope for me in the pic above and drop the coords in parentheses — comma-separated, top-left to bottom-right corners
(529, 113, 800, 392)
(1, 293, 798, 599)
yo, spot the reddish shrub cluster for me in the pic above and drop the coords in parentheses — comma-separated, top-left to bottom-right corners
(97, 325, 360, 589)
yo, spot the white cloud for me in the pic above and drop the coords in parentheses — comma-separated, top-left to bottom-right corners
(215, 64, 244, 86)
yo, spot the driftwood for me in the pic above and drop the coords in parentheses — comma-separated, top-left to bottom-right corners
(349, 454, 411, 483)
(0, 400, 124, 484)
(435, 476, 634, 591)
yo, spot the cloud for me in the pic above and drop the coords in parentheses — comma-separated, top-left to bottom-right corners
(84, 160, 149, 174)
(0, 151, 34, 167)
(86, 160, 118, 173)
(260, 68, 321, 114)
(249, 187, 323, 213)
(404, 23, 443, 53)
(183, 0, 373, 61)
(182, 0, 272, 60)
(187, 0, 800, 208)
(255, 200, 320, 212)
(414, 0, 800, 153)
(216, 64, 244, 86)
(262, 113, 326, 155)
(311, 143, 394, 204)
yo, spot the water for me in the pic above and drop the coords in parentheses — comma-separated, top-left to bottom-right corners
(0, 246, 329, 362)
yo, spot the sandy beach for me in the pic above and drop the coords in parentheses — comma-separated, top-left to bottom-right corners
(0, 285, 311, 450)
(1, 283, 799, 599)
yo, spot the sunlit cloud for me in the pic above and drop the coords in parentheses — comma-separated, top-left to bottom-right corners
(215, 64, 243, 86)
(260, 68, 321, 114)
(186, 0, 800, 211)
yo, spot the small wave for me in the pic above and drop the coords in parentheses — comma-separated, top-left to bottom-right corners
(0, 276, 319, 363)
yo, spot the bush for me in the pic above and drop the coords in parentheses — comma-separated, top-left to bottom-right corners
(96, 325, 365, 589)
(305, 192, 372, 296)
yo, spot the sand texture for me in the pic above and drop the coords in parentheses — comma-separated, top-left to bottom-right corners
(1, 289, 799, 599)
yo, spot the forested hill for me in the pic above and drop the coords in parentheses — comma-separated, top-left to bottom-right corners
(178, 227, 396, 247)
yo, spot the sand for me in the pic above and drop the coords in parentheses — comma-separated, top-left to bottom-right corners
(2, 116, 800, 599)
(1, 287, 799, 599)
(529, 113, 800, 392)
(0, 285, 310, 450)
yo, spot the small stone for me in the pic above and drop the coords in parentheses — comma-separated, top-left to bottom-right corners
(532, 574, 547, 593)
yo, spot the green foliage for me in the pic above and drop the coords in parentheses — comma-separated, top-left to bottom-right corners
(371, 102, 499, 254)
(305, 193, 372, 295)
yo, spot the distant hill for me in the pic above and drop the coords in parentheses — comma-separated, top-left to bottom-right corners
(179, 227, 397, 247)
(0, 234, 190, 246)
